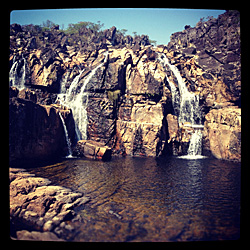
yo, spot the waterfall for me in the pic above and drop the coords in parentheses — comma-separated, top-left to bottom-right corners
(59, 112, 73, 158)
(60, 70, 70, 94)
(187, 129, 202, 155)
(157, 53, 205, 159)
(158, 53, 202, 125)
(56, 51, 109, 141)
(9, 55, 27, 90)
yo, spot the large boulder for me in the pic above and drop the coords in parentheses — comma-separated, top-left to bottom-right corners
(73, 140, 112, 160)
(125, 49, 165, 97)
(27, 49, 64, 91)
(203, 106, 241, 162)
(103, 26, 117, 45)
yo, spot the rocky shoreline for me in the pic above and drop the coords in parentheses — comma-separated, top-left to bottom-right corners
(9, 10, 241, 241)
(10, 167, 90, 241)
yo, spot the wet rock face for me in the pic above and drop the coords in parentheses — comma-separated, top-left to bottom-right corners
(9, 97, 61, 164)
(115, 101, 167, 157)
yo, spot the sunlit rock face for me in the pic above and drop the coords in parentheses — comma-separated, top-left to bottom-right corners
(203, 107, 241, 162)
(9, 10, 241, 162)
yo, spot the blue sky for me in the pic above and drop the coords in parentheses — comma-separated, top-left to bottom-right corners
(10, 8, 225, 45)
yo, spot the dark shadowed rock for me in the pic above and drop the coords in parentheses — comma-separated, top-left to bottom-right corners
(9, 97, 75, 166)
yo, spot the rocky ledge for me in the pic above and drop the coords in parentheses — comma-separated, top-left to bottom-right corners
(10, 167, 90, 241)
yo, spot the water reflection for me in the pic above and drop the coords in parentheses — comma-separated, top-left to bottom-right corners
(28, 156, 240, 241)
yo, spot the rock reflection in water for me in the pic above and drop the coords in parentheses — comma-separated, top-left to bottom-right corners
(28, 156, 240, 242)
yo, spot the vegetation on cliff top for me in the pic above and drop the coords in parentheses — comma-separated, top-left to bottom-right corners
(10, 19, 154, 52)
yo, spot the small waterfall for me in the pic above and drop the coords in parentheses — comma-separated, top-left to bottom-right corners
(57, 51, 109, 141)
(157, 53, 205, 159)
(187, 130, 202, 156)
(158, 53, 202, 125)
(60, 70, 70, 94)
(9, 55, 27, 90)
(59, 112, 73, 158)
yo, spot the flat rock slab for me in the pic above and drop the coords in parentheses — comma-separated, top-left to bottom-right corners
(10, 167, 90, 241)
(15, 230, 64, 241)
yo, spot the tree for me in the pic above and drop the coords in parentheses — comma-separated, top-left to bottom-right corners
(42, 20, 57, 29)
(149, 39, 157, 46)
(120, 29, 128, 36)
(65, 21, 104, 35)
(41, 20, 59, 32)
(132, 31, 137, 36)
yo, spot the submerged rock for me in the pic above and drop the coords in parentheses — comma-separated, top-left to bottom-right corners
(16, 230, 64, 241)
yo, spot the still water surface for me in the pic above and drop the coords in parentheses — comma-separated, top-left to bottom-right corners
(28, 156, 240, 242)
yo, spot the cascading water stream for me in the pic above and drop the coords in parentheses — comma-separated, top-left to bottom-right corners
(187, 129, 202, 156)
(56, 51, 109, 141)
(9, 55, 28, 90)
(59, 112, 73, 158)
(157, 53, 205, 159)
(158, 53, 202, 125)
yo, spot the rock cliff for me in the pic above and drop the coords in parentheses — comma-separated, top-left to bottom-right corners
(9, 10, 241, 163)
(9, 87, 76, 166)
(164, 10, 241, 161)
(166, 10, 240, 108)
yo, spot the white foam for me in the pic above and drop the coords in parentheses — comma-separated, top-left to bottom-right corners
(177, 155, 208, 160)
